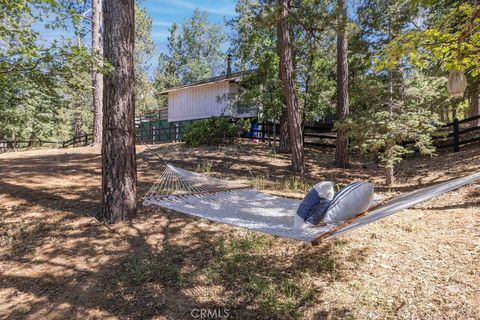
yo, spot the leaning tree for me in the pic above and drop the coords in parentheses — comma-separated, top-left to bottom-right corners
(101, 0, 137, 222)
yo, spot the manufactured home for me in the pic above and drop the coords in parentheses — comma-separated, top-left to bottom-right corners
(159, 71, 256, 122)
(136, 67, 258, 143)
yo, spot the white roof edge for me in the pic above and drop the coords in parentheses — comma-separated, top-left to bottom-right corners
(161, 78, 237, 95)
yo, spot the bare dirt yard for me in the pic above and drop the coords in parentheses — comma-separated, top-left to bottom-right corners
(0, 142, 479, 319)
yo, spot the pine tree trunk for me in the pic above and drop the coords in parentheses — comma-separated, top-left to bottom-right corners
(278, 109, 291, 153)
(101, 0, 137, 223)
(439, 106, 445, 122)
(469, 83, 480, 127)
(92, 0, 103, 145)
(335, 0, 349, 168)
(385, 165, 394, 186)
(74, 112, 84, 138)
(385, 72, 396, 186)
(277, 0, 305, 174)
(384, 140, 395, 186)
(27, 129, 36, 148)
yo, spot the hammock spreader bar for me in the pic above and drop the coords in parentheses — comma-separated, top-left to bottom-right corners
(316, 170, 480, 243)
(144, 164, 480, 243)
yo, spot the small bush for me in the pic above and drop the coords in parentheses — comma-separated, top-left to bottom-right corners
(196, 160, 213, 174)
(184, 117, 249, 147)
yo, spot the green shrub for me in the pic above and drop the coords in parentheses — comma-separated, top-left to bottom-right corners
(184, 117, 250, 147)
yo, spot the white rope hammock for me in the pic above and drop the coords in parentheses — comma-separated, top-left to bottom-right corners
(144, 163, 480, 243)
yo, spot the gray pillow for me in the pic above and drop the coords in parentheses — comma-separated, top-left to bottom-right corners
(323, 182, 374, 224)
(294, 181, 335, 228)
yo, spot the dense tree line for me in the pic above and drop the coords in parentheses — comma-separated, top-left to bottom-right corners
(220, 0, 479, 184)
(0, 0, 156, 145)
(154, 9, 227, 100)
(1, 0, 479, 215)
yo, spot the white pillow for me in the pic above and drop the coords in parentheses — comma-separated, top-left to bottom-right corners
(322, 182, 374, 224)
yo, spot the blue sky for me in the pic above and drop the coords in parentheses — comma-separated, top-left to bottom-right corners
(142, 0, 237, 69)
(33, 0, 237, 77)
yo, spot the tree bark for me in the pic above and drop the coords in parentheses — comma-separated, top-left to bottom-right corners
(101, 0, 137, 223)
(277, 0, 305, 174)
(439, 106, 446, 123)
(335, 0, 349, 168)
(383, 18, 403, 186)
(74, 112, 85, 138)
(385, 71, 395, 186)
(469, 83, 480, 127)
(92, 0, 103, 145)
(278, 108, 291, 153)
(385, 165, 394, 186)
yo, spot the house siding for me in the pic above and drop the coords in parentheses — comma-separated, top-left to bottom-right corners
(168, 82, 230, 122)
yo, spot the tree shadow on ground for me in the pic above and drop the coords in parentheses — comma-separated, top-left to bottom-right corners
(0, 152, 102, 179)
(1, 187, 351, 319)
(2, 142, 479, 319)
(1, 155, 355, 319)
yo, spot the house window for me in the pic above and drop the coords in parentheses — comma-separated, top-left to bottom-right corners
(237, 102, 255, 115)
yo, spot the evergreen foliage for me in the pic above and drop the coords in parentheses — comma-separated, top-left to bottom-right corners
(154, 10, 227, 91)
(1, 0, 479, 184)
(184, 117, 249, 147)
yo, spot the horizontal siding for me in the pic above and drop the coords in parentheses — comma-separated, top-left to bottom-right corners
(168, 82, 230, 122)
(159, 107, 168, 120)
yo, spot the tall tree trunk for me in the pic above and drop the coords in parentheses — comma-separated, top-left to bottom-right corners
(439, 106, 446, 123)
(27, 129, 36, 148)
(335, 0, 349, 168)
(384, 17, 402, 187)
(277, 0, 305, 174)
(92, 0, 103, 145)
(277, 56, 290, 154)
(385, 165, 394, 186)
(73, 112, 84, 138)
(469, 83, 480, 127)
(101, 0, 137, 223)
(278, 108, 291, 153)
(385, 72, 395, 187)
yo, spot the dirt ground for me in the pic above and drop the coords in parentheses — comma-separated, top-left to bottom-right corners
(0, 141, 479, 320)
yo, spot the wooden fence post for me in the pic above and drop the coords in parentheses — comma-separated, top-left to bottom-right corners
(453, 118, 460, 152)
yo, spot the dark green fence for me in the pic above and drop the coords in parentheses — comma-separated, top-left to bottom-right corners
(136, 119, 193, 143)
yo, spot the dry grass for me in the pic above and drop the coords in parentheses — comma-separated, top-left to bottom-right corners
(0, 141, 479, 319)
